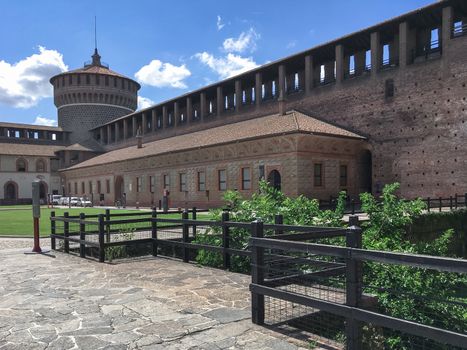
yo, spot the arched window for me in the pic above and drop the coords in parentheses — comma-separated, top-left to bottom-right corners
(4, 181, 18, 200)
(16, 158, 27, 172)
(36, 159, 46, 172)
(267, 170, 281, 191)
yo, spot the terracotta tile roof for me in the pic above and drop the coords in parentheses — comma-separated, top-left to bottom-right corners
(0, 143, 64, 157)
(0, 121, 63, 132)
(64, 110, 366, 171)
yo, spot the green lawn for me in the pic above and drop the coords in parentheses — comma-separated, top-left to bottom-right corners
(0, 206, 211, 237)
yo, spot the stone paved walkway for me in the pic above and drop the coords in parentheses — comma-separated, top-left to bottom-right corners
(0, 239, 311, 350)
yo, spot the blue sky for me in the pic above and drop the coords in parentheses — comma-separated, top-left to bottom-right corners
(0, 0, 435, 126)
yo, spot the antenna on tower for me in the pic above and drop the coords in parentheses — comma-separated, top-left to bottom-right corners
(94, 16, 97, 51)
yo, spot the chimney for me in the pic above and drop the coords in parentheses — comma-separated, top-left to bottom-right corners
(136, 127, 143, 149)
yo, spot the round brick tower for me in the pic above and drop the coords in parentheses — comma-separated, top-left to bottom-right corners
(50, 49, 140, 144)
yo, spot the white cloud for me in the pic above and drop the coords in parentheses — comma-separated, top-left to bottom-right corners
(135, 59, 191, 89)
(34, 116, 57, 127)
(137, 96, 155, 110)
(216, 15, 225, 31)
(195, 52, 258, 79)
(0, 46, 68, 108)
(222, 28, 260, 53)
(286, 40, 297, 49)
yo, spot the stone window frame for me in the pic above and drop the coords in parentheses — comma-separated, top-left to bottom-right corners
(149, 175, 155, 193)
(218, 169, 227, 191)
(339, 163, 349, 188)
(16, 157, 28, 172)
(136, 177, 142, 193)
(36, 158, 47, 173)
(179, 172, 187, 192)
(197, 170, 206, 192)
(163, 173, 170, 191)
(241, 166, 252, 191)
(313, 162, 324, 187)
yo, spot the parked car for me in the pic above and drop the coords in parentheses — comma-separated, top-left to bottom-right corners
(69, 197, 80, 206)
(78, 197, 92, 207)
(51, 195, 62, 205)
(59, 197, 70, 206)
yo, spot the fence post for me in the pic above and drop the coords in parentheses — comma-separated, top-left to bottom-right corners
(346, 215, 362, 349)
(192, 207, 197, 238)
(427, 197, 431, 212)
(50, 211, 56, 250)
(221, 211, 231, 270)
(98, 214, 105, 263)
(251, 220, 265, 325)
(182, 210, 189, 263)
(105, 209, 111, 243)
(64, 212, 69, 254)
(465, 193, 467, 208)
(151, 209, 157, 257)
(455, 194, 458, 209)
(79, 213, 86, 258)
(274, 214, 283, 235)
(450, 196, 453, 211)
(439, 197, 442, 212)
(351, 198, 355, 215)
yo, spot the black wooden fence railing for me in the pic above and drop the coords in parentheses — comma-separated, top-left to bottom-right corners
(50, 211, 467, 349)
(321, 193, 467, 215)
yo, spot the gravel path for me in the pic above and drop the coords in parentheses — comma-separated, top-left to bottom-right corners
(0, 237, 50, 251)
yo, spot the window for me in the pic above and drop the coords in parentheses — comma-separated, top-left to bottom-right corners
(36, 159, 46, 172)
(97, 181, 102, 194)
(340, 165, 348, 187)
(69, 75, 72, 84)
(314, 163, 323, 187)
(385, 79, 394, 98)
(149, 176, 155, 193)
(16, 158, 27, 172)
(242, 167, 251, 190)
(77, 74, 81, 85)
(74, 182, 78, 194)
(136, 177, 142, 193)
(198, 171, 206, 191)
(89, 181, 93, 193)
(218, 169, 227, 191)
(86, 74, 90, 84)
(68, 183, 71, 194)
(81, 182, 85, 194)
(163, 174, 170, 189)
(106, 179, 110, 194)
(95, 75, 100, 85)
(105, 76, 109, 86)
(179, 173, 187, 192)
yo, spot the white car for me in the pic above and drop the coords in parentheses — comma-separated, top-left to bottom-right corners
(78, 197, 93, 207)
(69, 197, 80, 206)
(59, 197, 70, 206)
(51, 195, 62, 205)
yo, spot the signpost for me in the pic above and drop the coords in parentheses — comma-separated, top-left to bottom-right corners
(25, 180, 49, 254)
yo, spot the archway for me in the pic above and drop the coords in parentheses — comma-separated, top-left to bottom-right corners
(267, 170, 282, 191)
(4, 181, 18, 200)
(114, 176, 124, 204)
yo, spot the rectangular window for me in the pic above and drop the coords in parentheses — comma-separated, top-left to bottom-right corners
(149, 176, 155, 193)
(97, 180, 102, 194)
(68, 183, 71, 194)
(218, 169, 227, 191)
(86, 74, 90, 84)
(106, 179, 110, 194)
(77, 75, 81, 85)
(136, 177, 142, 193)
(88, 181, 93, 193)
(340, 165, 348, 187)
(74, 182, 77, 194)
(314, 163, 323, 187)
(179, 173, 187, 192)
(163, 174, 170, 189)
(105, 76, 109, 86)
(81, 182, 85, 194)
(95, 74, 100, 85)
(198, 171, 206, 191)
(242, 167, 251, 190)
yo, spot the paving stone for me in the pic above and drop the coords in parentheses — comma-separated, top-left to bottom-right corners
(0, 242, 317, 350)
